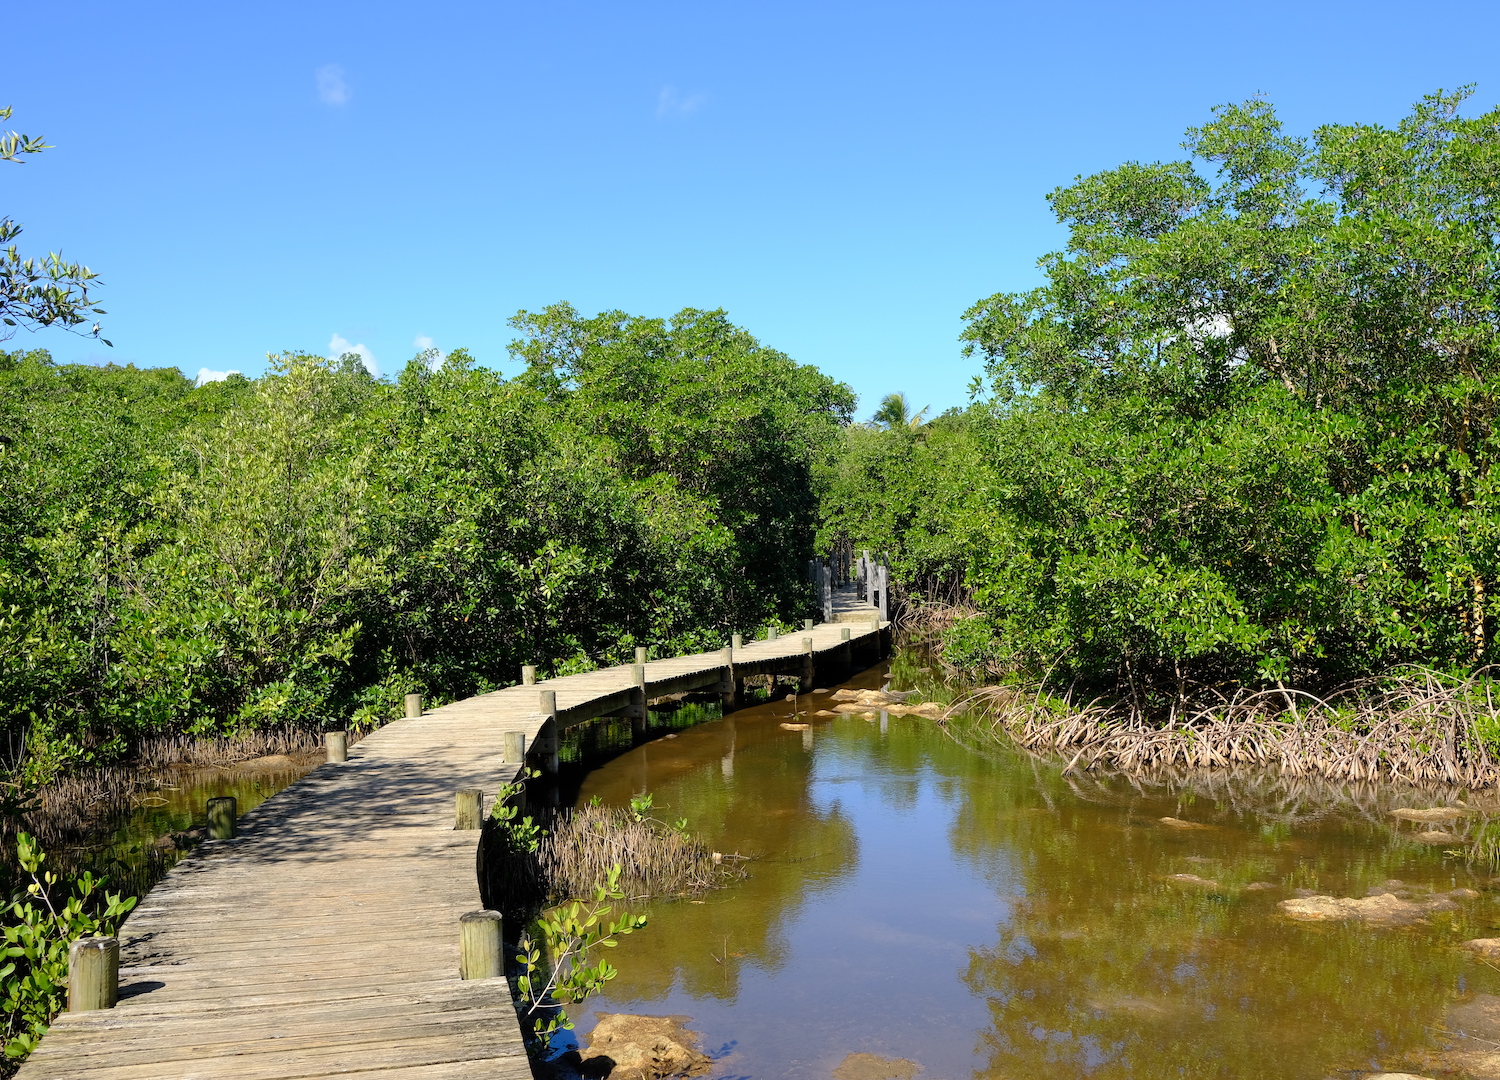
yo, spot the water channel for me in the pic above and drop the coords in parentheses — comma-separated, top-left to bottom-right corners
(560, 652, 1500, 1080)
(94, 650, 1500, 1078)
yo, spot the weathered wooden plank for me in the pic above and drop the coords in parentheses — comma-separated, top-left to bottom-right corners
(18, 589, 885, 1079)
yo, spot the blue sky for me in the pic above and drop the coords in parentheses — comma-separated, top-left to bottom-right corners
(7, 1, 1500, 417)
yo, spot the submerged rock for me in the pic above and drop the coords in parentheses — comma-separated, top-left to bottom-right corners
(1405, 993, 1500, 1078)
(1278, 889, 1474, 925)
(780, 722, 811, 731)
(1158, 817, 1215, 830)
(828, 689, 944, 719)
(1164, 873, 1220, 889)
(1390, 807, 1470, 823)
(1463, 938, 1500, 958)
(151, 827, 205, 853)
(1244, 881, 1278, 891)
(1415, 830, 1458, 844)
(831, 1053, 920, 1080)
(240, 753, 296, 769)
(580, 1014, 711, 1080)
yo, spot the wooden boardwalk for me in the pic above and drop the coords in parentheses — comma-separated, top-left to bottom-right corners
(18, 612, 888, 1080)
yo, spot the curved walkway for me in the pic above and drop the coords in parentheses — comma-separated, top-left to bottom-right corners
(17, 611, 888, 1080)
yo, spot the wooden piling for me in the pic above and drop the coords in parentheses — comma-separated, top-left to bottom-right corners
(732, 633, 744, 650)
(521, 665, 536, 686)
(458, 910, 504, 980)
(800, 636, 815, 692)
(405, 693, 424, 718)
(325, 730, 347, 763)
(635, 646, 647, 665)
(67, 937, 118, 1012)
(840, 627, 851, 641)
(803, 618, 814, 631)
(455, 788, 484, 830)
(503, 731, 526, 764)
(207, 796, 237, 840)
(767, 626, 779, 641)
(630, 663, 647, 735)
(718, 646, 739, 711)
(536, 690, 559, 774)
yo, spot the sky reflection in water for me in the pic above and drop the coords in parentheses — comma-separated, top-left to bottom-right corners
(571, 656, 1500, 1080)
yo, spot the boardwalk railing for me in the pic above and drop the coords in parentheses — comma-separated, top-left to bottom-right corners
(17, 595, 890, 1080)
(810, 545, 888, 624)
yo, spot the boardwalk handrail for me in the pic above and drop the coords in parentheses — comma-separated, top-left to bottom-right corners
(17, 590, 890, 1080)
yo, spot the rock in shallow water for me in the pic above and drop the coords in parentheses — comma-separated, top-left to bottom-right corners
(580, 1014, 711, 1080)
(1158, 816, 1215, 830)
(831, 1053, 920, 1080)
(1278, 890, 1472, 925)
(1390, 806, 1469, 822)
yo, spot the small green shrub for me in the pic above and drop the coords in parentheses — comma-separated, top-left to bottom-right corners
(1, 833, 136, 1069)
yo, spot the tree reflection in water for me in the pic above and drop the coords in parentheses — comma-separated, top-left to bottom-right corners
(558, 654, 1500, 1080)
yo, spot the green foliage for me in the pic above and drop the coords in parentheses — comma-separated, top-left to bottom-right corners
(514, 863, 646, 1049)
(627, 792, 654, 821)
(1, 834, 135, 1067)
(0, 108, 108, 346)
(491, 769, 546, 856)
(828, 89, 1500, 712)
(0, 305, 850, 773)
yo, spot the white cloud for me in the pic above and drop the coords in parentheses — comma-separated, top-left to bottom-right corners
(195, 367, 241, 386)
(656, 85, 706, 119)
(412, 334, 446, 367)
(328, 333, 377, 376)
(316, 64, 351, 106)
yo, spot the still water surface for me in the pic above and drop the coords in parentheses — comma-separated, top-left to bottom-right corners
(570, 654, 1500, 1080)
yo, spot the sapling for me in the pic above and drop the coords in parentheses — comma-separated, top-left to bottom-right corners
(514, 863, 647, 1050)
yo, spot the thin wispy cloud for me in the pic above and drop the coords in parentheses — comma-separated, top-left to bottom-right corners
(328, 333, 377, 376)
(316, 64, 351, 106)
(413, 334, 446, 366)
(195, 367, 240, 386)
(656, 85, 706, 119)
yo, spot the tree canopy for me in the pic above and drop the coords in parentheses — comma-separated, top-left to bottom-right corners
(0, 308, 851, 777)
(828, 89, 1500, 710)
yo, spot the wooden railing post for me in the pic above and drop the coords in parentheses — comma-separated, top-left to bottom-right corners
(207, 796, 237, 840)
(536, 690, 559, 775)
(732, 633, 743, 650)
(459, 910, 503, 979)
(68, 937, 118, 1012)
(766, 625, 779, 641)
(521, 665, 536, 686)
(405, 693, 423, 718)
(719, 645, 739, 711)
(503, 731, 526, 763)
(630, 663, 647, 735)
(635, 646, 647, 665)
(325, 730, 347, 763)
(455, 788, 483, 830)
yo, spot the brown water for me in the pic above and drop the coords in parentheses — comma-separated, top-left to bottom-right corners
(565, 654, 1500, 1080)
